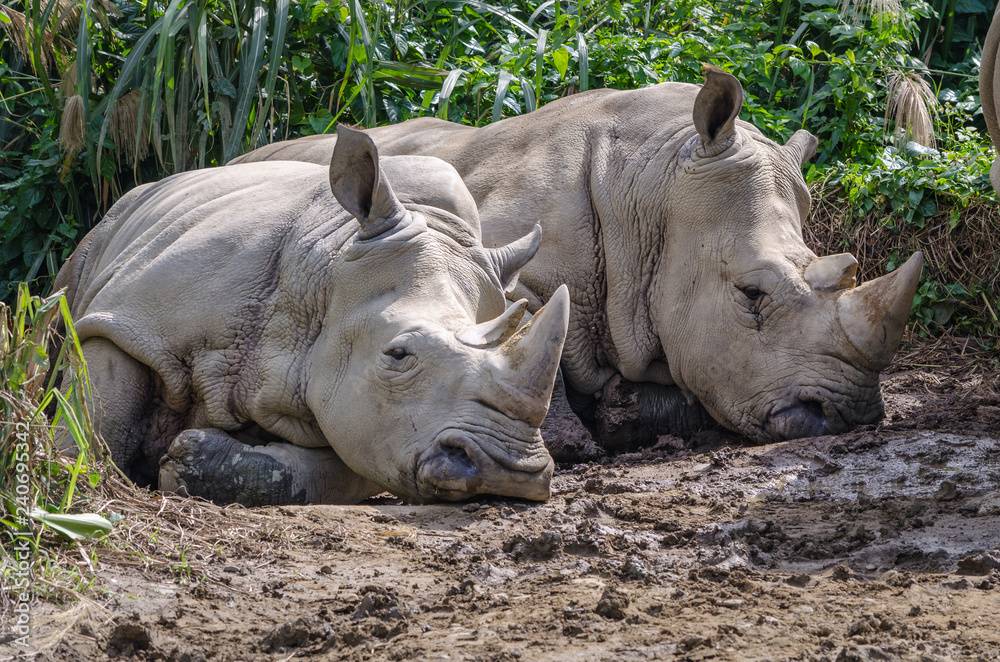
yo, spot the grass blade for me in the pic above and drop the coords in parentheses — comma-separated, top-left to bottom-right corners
(533, 28, 547, 100)
(493, 69, 512, 122)
(438, 67, 465, 119)
(224, 0, 268, 162)
(520, 74, 536, 113)
(577, 32, 588, 92)
(528, 1, 555, 27)
(250, 0, 289, 149)
(457, 1, 537, 38)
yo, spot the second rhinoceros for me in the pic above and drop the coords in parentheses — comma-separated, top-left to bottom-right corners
(236, 68, 923, 447)
(54, 126, 570, 505)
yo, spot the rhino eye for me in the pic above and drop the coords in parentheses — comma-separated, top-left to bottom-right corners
(740, 286, 764, 301)
(387, 347, 410, 361)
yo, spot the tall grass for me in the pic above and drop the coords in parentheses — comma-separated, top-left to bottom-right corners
(1, 285, 111, 560)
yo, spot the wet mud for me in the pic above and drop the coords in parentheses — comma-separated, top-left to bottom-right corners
(11, 352, 1000, 661)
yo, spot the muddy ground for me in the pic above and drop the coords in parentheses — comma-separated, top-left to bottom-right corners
(5, 338, 1000, 662)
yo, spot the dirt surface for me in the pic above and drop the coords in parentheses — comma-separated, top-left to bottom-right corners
(5, 338, 1000, 662)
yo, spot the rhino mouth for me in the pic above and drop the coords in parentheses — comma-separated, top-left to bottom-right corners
(414, 430, 553, 502)
(762, 388, 883, 442)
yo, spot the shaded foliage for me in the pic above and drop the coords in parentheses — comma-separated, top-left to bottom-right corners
(0, 0, 996, 335)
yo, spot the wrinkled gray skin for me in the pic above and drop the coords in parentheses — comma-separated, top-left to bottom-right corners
(54, 126, 570, 505)
(235, 70, 922, 446)
(980, 3, 1000, 195)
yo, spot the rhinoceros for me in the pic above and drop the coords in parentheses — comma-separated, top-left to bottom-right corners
(981, 4, 1000, 195)
(235, 68, 923, 447)
(54, 126, 571, 505)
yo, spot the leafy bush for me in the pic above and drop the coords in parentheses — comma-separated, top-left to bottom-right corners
(0, 0, 996, 335)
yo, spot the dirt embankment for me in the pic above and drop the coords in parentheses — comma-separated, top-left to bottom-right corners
(6, 340, 1000, 662)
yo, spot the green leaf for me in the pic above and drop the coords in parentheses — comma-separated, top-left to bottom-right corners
(553, 47, 569, 79)
(438, 68, 466, 119)
(88, 472, 101, 488)
(493, 70, 513, 123)
(224, 1, 269, 162)
(28, 509, 112, 541)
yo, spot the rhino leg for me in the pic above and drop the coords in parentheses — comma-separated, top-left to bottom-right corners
(592, 376, 717, 451)
(158, 429, 382, 506)
(77, 338, 154, 476)
(540, 370, 602, 463)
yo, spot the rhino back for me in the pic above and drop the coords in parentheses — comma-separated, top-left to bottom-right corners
(235, 83, 705, 396)
(70, 162, 356, 447)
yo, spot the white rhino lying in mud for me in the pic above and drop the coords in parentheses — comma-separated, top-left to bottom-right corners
(236, 68, 923, 448)
(54, 126, 571, 505)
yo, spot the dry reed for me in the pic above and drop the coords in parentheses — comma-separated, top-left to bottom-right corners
(885, 70, 938, 149)
(59, 94, 86, 154)
(108, 90, 149, 167)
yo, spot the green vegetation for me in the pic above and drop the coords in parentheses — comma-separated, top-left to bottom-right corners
(1, 0, 997, 335)
(0, 285, 113, 598)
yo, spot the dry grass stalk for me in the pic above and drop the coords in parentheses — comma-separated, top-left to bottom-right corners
(58, 62, 77, 99)
(109, 90, 149, 167)
(59, 94, 86, 154)
(48, 0, 124, 40)
(885, 70, 938, 148)
(839, 0, 904, 27)
(0, 7, 49, 71)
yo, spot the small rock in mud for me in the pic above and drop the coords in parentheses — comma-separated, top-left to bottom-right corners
(679, 634, 712, 650)
(595, 586, 630, 620)
(261, 616, 333, 652)
(847, 614, 896, 638)
(973, 492, 1000, 516)
(620, 555, 649, 581)
(935, 479, 959, 501)
(831, 565, 854, 581)
(940, 578, 974, 591)
(785, 573, 811, 588)
(835, 644, 894, 661)
(351, 586, 403, 620)
(956, 550, 1000, 576)
(106, 621, 152, 657)
(503, 530, 563, 561)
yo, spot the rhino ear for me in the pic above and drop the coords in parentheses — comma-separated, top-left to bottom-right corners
(487, 224, 542, 293)
(693, 65, 743, 156)
(785, 129, 818, 166)
(329, 124, 407, 239)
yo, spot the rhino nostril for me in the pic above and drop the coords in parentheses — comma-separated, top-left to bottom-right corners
(797, 398, 825, 423)
(766, 397, 828, 441)
(438, 444, 477, 477)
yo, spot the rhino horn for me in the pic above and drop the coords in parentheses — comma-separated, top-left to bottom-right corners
(693, 65, 743, 156)
(329, 124, 408, 239)
(486, 224, 542, 292)
(805, 253, 858, 291)
(490, 284, 570, 427)
(456, 299, 529, 348)
(836, 252, 923, 369)
(785, 129, 819, 166)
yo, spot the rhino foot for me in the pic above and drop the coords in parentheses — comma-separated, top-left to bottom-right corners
(159, 429, 307, 507)
(593, 376, 717, 451)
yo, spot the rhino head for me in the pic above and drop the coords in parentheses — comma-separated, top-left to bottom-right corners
(647, 69, 922, 442)
(306, 126, 567, 502)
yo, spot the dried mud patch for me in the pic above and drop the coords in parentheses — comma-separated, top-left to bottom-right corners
(9, 344, 1000, 662)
